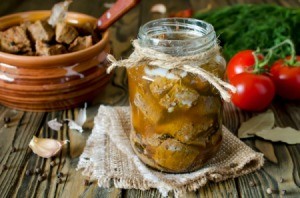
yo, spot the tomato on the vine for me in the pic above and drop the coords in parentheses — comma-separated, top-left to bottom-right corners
(230, 73, 275, 111)
(227, 49, 274, 111)
(270, 56, 300, 100)
(226, 50, 261, 81)
(227, 39, 300, 111)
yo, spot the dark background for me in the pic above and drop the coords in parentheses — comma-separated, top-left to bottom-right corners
(0, 0, 108, 17)
(1, 0, 299, 18)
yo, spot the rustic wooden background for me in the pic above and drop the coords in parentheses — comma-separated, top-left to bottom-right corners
(0, 0, 300, 197)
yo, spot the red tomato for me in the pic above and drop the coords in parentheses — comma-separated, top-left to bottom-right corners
(169, 9, 193, 18)
(230, 73, 275, 111)
(227, 50, 264, 81)
(270, 56, 300, 100)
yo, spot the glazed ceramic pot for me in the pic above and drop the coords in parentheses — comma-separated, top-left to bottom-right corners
(0, 11, 111, 111)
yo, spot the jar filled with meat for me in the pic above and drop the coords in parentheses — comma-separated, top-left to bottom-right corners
(128, 18, 226, 173)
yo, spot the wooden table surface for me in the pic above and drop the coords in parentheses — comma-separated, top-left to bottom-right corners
(1, 0, 300, 197)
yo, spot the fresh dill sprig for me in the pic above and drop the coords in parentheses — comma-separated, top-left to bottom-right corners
(194, 4, 300, 62)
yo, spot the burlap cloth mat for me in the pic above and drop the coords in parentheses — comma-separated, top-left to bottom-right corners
(77, 106, 264, 197)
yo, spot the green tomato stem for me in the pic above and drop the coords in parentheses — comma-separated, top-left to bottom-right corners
(252, 39, 297, 72)
(285, 39, 297, 65)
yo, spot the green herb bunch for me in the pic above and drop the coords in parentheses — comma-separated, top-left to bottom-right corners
(194, 4, 300, 61)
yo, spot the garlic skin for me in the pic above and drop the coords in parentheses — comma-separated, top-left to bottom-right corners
(65, 119, 84, 133)
(76, 102, 87, 127)
(47, 118, 63, 131)
(29, 136, 69, 158)
(48, 0, 72, 27)
(65, 103, 87, 133)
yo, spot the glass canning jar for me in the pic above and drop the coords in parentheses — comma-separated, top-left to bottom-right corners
(127, 18, 226, 173)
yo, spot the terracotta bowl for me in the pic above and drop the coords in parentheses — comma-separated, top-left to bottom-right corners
(0, 11, 111, 112)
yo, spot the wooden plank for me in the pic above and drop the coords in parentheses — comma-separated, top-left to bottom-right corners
(80, 186, 122, 198)
(0, 0, 108, 18)
(1, 0, 300, 198)
(125, 189, 165, 198)
(5, 0, 141, 197)
(0, 108, 45, 197)
(276, 0, 300, 7)
(285, 103, 300, 127)
(0, 0, 57, 16)
(11, 108, 98, 198)
(198, 180, 238, 197)
(236, 144, 300, 197)
(223, 100, 300, 197)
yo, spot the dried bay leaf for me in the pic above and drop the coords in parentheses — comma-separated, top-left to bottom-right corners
(238, 109, 274, 139)
(255, 127, 300, 144)
(255, 139, 278, 163)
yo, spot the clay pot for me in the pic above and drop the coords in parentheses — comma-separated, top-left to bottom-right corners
(0, 11, 111, 111)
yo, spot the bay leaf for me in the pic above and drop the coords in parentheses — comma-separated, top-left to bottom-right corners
(255, 127, 300, 144)
(238, 109, 275, 139)
(255, 139, 278, 163)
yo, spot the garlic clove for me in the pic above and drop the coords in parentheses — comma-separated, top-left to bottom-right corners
(151, 4, 167, 14)
(29, 136, 69, 158)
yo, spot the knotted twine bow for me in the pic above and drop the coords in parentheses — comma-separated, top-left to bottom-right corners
(106, 40, 236, 102)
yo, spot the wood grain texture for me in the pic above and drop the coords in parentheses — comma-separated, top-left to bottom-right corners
(197, 179, 239, 197)
(0, 108, 45, 197)
(1, 0, 300, 198)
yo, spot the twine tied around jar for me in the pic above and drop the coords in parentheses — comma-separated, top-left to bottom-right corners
(106, 40, 236, 102)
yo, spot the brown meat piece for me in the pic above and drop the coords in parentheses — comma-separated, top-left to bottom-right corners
(55, 22, 78, 44)
(68, 36, 93, 52)
(76, 23, 100, 43)
(185, 62, 226, 95)
(155, 115, 218, 146)
(189, 95, 222, 116)
(35, 40, 66, 56)
(185, 73, 211, 94)
(131, 126, 222, 173)
(159, 84, 199, 112)
(149, 77, 177, 99)
(0, 26, 31, 54)
(130, 129, 200, 172)
(28, 20, 54, 42)
(20, 21, 32, 31)
(133, 92, 165, 124)
(23, 51, 37, 56)
(152, 138, 200, 172)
